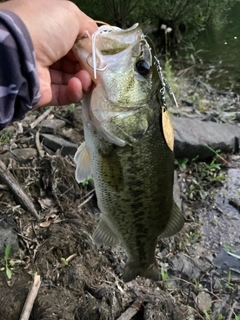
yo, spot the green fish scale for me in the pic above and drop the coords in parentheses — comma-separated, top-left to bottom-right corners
(85, 111, 174, 266)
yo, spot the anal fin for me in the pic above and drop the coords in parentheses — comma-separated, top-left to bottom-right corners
(93, 219, 119, 247)
(74, 142, 91, 183)
(160, 201, 184, 238)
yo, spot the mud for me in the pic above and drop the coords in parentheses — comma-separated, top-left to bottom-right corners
(0, 77, 240, 319)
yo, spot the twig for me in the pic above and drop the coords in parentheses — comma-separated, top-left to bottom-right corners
(227, 301, 238, 320)
(116, 300, 143, 320)
(30, 106, 54, 129)
(230, 268, 240, 275)
(59, 253, 77, 268)
(19, 273, 41, 320)
(78, 192, 94, 209)
(0, 160, 40, 221)
(16, 232, 38, 243)
(35, 130, 45, 158)
(66, 253, 77, 263)
(53, 112, 72, 125)
(80, 189, 95, 200)
(0, 184, 9, 190)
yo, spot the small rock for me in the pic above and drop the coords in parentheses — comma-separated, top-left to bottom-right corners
(71, 106, 83, 127)
(173, 171, 182, 209)
(1, 125, 16, 136)
(170, 253, 201, 280)
(195, 291, 212, 313)
(212, 300, 227, 319)
(173, 116, 240, 160)
(40, 133, 78, 156)
(10, 143, 18, 150)
(37, 119, 66, 133)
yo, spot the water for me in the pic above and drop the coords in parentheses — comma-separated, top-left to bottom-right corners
(189, 2, 240, 92)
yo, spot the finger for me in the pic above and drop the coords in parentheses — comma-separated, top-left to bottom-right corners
(50, 69, 73, 85)
(51, 57, 78, 74)
(49, 68, 92, 90)
(75, 70, 92, 92)
(37, 69, 93, 107)
(50, 78, 84, 105)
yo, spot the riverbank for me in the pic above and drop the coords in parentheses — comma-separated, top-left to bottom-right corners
(0, 71, 239, 320)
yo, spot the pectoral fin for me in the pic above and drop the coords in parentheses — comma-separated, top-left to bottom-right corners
(160, 201, 184, 238)
(74, 142, 92, 183)
(93, 218, 120, 247)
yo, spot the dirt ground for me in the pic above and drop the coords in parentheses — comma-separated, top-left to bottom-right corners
(0, 78, 240, 320)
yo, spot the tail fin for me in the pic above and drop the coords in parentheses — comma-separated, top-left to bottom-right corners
(122, 261, 160, 282)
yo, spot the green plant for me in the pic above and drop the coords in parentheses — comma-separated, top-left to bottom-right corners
(204, 310, 211, 320)
(194, 278, 200, 290)
(222, 243, 232, 252)
(67, 103, 76, 111)
(1, 244, 24, 279)
(178, 241, 182, 251)
(163, 57, 177, 99)
(174, 158, 189, 170)
(82, 177, 93, 186)
(205, 146, 228, 165)
(61, 257, 69, 266)
(217, 279, 223, 290)
(183, 41, 205, 65)
(164, 58, 174, 79)
(191, 92, 206, 112)
(201, 159, 226, 183)
(28, 270, 36, 276)
(188, 178, 208, 200)
(161, 24, 172, 58)
(0, 129, 10, 146)
(161, 266, 169, 281)
(185, 230, 201, 243)
(4, 244, 12, 279)
(235, 315, 240, 320)
(227, 270, 234, 290)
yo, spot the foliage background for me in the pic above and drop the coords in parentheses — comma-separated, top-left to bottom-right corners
(72, 0, 239, 51)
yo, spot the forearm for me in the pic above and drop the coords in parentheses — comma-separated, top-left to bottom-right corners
(0, 9, 40, 129)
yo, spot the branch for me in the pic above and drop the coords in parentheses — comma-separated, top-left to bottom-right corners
(0, 160, 40, 221)
(116, 300, 143, 320)
(30, 106, 54, 129)
(19, 273, 41, 320)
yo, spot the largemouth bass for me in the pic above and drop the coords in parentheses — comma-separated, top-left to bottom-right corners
(73, 24, 184, 282)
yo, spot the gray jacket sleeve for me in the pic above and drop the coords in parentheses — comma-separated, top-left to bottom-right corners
(0, 10, 40, 129)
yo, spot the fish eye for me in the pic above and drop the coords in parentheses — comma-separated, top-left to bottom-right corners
(135, 59, 150, 77)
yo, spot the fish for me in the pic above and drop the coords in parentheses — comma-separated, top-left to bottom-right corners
(73, 23, 184, 282)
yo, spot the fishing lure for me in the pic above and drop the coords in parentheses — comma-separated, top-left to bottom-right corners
(154, 55, 179, 109)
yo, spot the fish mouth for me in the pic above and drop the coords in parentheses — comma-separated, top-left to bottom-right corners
(73, 23, 152, 80)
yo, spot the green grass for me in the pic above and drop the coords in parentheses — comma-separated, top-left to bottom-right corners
(4, 244, 12, 279)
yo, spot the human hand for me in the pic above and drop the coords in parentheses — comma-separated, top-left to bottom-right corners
(0, 0, 98, 107)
